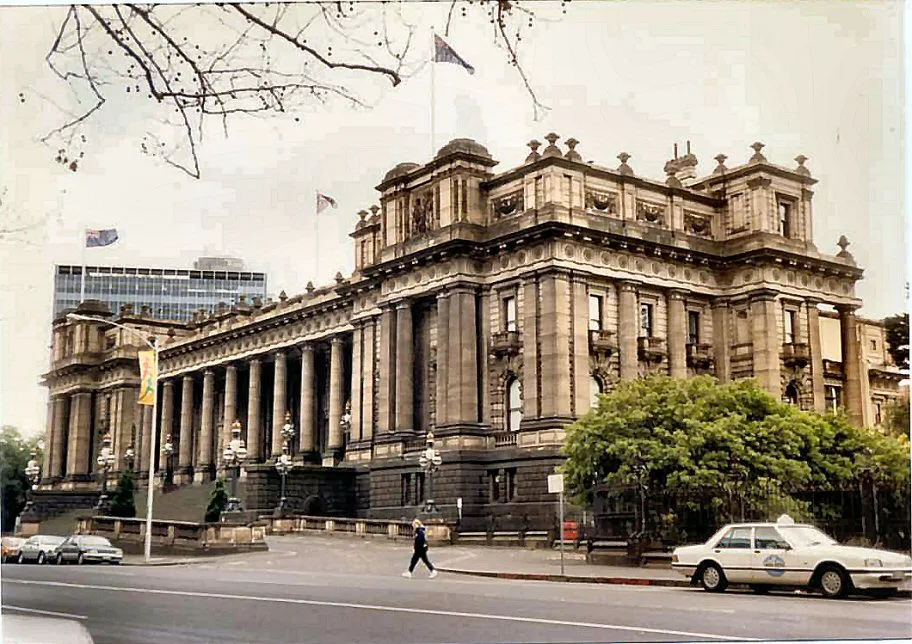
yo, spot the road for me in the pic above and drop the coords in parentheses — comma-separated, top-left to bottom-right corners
(2, 536, 910, 644)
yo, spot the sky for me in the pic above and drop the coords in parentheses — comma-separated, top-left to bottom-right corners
(0, 1, 906, 436)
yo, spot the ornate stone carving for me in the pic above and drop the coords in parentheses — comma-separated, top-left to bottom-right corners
(684, 211, 712, 237)
(636, 200, 666, 226)
(410, 191, 434, 235)
(493, 190, 524, 218)
(585, 190, 619, 215)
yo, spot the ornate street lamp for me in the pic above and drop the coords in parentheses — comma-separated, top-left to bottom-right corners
(275, 443, 295, 515)
(340, 402, 352, 445)
(281, 411, 296, 446)
(222, 419, 248, 513)
(418, 431, 442, 514)
(95, 433, 116, 510)
(161, 434, 175, 490)
(22, 449, 41, 514)
(123, 443, 136, 472)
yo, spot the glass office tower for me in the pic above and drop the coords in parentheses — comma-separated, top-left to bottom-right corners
(54, 258, 268, 323)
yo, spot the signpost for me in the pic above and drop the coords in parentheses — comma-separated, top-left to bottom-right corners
(547, 473, 565, 575)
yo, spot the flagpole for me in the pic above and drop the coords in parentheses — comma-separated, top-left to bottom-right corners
(430, 29, 436, 158)
(314, 191, 319, 284)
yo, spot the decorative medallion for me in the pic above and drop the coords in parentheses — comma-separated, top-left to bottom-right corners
(668, 265, 677, 277)
(700, 272, 708, 284)
(684, 269, 693, 280)
(601, 252, 611, 265)
(815, 277, 823, 288)
(636, 200, 667, 225)
(619, 256, 628, 269)
(585, 190, 619, 215)
(518, 252, 527, 264)
(534, 247, 544, 260)
(636, 259, 645, 272)
(772, 269, 781, 280)
(684, 211, 712, 237)
(584, 249, 594, 262)
(801, 275, 809, 287)
(483, 261, 493, 273)
(651, 262, 660, 275)
(564, 244, 575, 258)
(493, 190, 524, 218)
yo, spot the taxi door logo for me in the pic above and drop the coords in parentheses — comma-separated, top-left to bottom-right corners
(138, 351, 156, 406)
(762, 554, 786, 577)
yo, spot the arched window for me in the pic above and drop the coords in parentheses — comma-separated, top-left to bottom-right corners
(507, 378, 523, 432)
(590, 376, 603, 409)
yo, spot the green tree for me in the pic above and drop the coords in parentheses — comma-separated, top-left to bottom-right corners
(205, 479, 229, 523)
(0, 426, 42, 533)
(881, 395, 910, 438)
(108, 470, 136, 518)
(883, 313, 909, 370)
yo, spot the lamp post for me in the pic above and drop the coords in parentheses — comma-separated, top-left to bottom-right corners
(275, 444, 295, 516)
(418, 431, 442, 515)
(23, 449, 41, 514)
(281, 411, 295, 447)
(123, 444, 136, 472)
(67, 312, 160, 563)
(95, 433, 116, 511)
(161, 434, 175, 491)
(222, 419, 248, 513)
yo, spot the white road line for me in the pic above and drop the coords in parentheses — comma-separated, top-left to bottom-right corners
(4, 579, 757, 641)
(3, 605, 88, 620)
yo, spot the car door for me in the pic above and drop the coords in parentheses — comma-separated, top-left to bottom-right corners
(710, 526, 754, 583)
(59, 537, 76, 561)
(751, 526, 810, 586)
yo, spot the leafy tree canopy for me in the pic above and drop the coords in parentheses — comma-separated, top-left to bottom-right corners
(884, 313, 909, 370)
(109, 470, 136, 518)
(0, 426, 43, 532)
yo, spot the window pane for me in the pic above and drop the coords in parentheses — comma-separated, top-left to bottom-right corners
(688, 311, 700, 344)
(589, 377, 602, 409)
(588, 295, 602, 331)
(639, 303, 652, 337)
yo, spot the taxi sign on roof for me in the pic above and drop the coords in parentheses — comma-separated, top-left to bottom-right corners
(776, 514, 795, 525)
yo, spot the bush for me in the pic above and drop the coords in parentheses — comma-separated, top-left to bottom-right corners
(205, 478, 228, 523)
(109, 470, 136, 518)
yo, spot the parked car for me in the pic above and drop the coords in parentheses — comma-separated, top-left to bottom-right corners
(55, 535, 123, 565)
(1, 536, 25, 563)
(672, 514, 912, 598)
(17, 535, 66, 564)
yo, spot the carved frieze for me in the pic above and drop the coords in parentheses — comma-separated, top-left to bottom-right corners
(684, 211, 712, 237)
(585, 190, 619, 215)
(492, 190, 524, 218)
(636, 200, 666, 226)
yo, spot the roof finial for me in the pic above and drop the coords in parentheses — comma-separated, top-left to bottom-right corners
(543, 133, 561, 158)
(525, 139, 541, 163)
(617, 152, 633, 176)
(836, 235, 856, 264)
(794, 155, 810, 176)
(749, 141, 767, 163)
(564, 137, 582, 162)
(713, 154, 728, 175)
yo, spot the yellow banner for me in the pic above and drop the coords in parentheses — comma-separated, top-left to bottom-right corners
(138, 350, 157, 406)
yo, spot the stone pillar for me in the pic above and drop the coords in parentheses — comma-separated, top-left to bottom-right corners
(326, 337, 345, 458)
(196, 369, 215, 480)
(539, 273, 572, 419)
(42, 399, 55, 480)
(178, 376, 194, 474)
(139, 404, 153, 474)
(115, 389, 137, 471)
(711, 299, 732, 382)
(571, 277, 590, 417)
(160, 380, 175, 472)
(667, 290, 687, 379)
(395, 301, 414, 433)
(447, 285, 479, 425)
(299, 345, 316, 453)
(350, 325, 364, 443)
(377, 305, 395, 434)
(271, 351, 287, 456)
(222, 364, 238, 460)
(435, 292, 450, 427)
(807, 299, 826, 413)
(837, 304, 865, 426)
(361, 321, 376, 442)
(618, 281, 639, 380)
(247, 358, 263, 461)
(51, 396, 68, 479)
(750, 290, 782, 397)
(66, 392, 92, 477)
(521, 278, 539, 421)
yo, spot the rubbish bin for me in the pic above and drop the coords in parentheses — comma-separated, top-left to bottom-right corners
(562, 521, 578, 542)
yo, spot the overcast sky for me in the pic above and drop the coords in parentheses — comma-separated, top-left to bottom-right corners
(0, 1, 906, 436)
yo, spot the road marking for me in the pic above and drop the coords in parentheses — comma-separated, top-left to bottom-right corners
(3, 605, 88, 620)
(4, 579, 757, 641)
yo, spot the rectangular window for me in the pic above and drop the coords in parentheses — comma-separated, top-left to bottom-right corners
(825, 385, 842, 413)
(778, 201, 792, 237)
(875, 402, 883, 425)
(505, 468, 517, 502)
(489, 471, 501, 503)
(414, 473, 425, 506)
(870, 339, 878, 352)
(401, 474, 411, 505)
(784, 310, 798, 344)
(687, 310, 701, 345)
(639, 302, 654, 338)
(588, 294, 603, 331)
(503, 296, 517, 332)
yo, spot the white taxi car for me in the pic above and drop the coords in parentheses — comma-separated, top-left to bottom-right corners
(671, 515, 912, 598)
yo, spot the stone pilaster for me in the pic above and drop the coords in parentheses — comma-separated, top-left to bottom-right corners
(222, 364, 238, 462)
(377, 305, 395, 434)
(247, 358, 262, 461)
(66, 392, 92, 477)
(446, 285, 479, 425)
(51, 396, 68, 479)
(618, 281, 639, 380)
(160, 380, 175, 471)
(350, 324, 364, 442)
(711, 299, 732, 382)
(42, 398, 54, 479)
(667, 290, 687, 379)
(749, 290, 782, 396)
(361, 321, 376, 442)
(435, 291, 450, 427)
(326, 337, 345, 459)
(196, 369, 216, 480)
(806, 299, 826, 413)
(271, 351, 287, 456)
(395, 301, 414, 433)
(571, 276, 590, 417)
(521, 278, 539, 421)
(299, 345, 316, 453)
(178, 375, 194, 475)
(539, 273, 572, 419)
(837, 304, 865, 426)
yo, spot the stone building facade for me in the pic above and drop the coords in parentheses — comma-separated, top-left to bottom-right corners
(40, 135, 901, 530)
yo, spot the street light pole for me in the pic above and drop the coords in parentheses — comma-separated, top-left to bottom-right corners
(68, 312, 159, 563)
(418, 431, 442, 515)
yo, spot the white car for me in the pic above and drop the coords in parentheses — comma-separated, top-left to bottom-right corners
(16, 535, 66, 564)
(671, 515, 912, 598)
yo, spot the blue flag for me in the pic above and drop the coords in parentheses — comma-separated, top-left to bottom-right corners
(85, 228, 119, 248)
(434, 34, 475, 75)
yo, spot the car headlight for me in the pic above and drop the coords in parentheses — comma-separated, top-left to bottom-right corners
(87, 549, 98, 554)
(864, 559, 883, 567)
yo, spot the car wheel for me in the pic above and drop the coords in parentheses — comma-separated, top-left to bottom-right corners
(37, 552, 45, 565)
(77, 553, 85, 565)
(56, 553, 64, 565)
(700, 562, 728, 593)
(819, 565, 851, 599)
(16, 552, 24, 564)
(749, 584, 770, 594)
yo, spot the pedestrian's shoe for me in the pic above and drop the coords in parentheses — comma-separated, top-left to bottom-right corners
(429, 570, 438, 579)
(401, 571, 412, 578)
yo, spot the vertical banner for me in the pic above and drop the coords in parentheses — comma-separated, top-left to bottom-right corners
(138, 351, 157, 406)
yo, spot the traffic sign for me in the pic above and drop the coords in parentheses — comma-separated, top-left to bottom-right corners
(547, 474, 564, 494)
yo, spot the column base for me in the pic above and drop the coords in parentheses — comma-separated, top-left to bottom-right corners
(193, 466, 216, 484)
(321, 448, 344, 467)
(175, 467, 195, 485)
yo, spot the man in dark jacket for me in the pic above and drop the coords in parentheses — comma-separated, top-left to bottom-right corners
(402, 519, 437, 578)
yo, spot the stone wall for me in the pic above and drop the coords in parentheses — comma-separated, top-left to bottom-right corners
(26, 489, 101, 522)
(243, 463, 356, 516)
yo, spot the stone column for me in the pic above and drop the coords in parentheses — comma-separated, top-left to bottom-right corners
(197, 369, 216, 480)
(435, 291, 450, 427)
(115, 389, 137, 471)
(271, 351, 287, 456)
(222, 364, 238, 462)
(395, 301, 414, 433)
(247, 358, 262, 461)
(51, 396, 68, 479)
(618, 281, 639, 380)
(139, 404, 153, 474)
(749, 290, 782, 397)
(711, 299, 732, 382)
(361, 322, 376, 442)
(42, 399, 55, 480)
(837, 304, 865, 426)
(327, 337, 345, 457)
(160, 380, 175, 472)
(350, 325, 364, 443)
(178, 375, 194, 473)
(66, 392, 92, 477)
(377, 305, 395, 434)
(538, 273, 572, 419)
(299, 345, 316, 453)
(447, 285, 479, 425)
(806, 299, 826, 413)
(521, 278, 539, 421)
(667, 290, 687, 379)
(571, 277, 590, 417)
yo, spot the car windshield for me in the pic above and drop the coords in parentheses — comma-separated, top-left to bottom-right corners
(41, 536, 65, 545)
(81, 537, 112, 547)
(2, 537, 23, 546)
(779, 525, 837, 547)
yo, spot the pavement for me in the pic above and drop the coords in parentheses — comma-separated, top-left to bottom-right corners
(3, 535, 910, 643)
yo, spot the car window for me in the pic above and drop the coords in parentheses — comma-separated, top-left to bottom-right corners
(24, 537, 38, 545)
(779, 525, 837, 547)
(716, 527, 752, 549)
(754, 527, 790, 549)
(82, 536, 112, 547)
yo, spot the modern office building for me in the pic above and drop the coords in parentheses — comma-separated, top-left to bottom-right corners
(53, 257, 267, 323)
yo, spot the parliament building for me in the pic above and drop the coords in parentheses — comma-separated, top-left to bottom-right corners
(39, 135, 906, 529)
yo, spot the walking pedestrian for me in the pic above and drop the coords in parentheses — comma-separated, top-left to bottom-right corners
(402, 519, 437, 578)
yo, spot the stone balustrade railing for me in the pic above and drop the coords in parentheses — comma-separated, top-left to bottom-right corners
(261, 514, 452, 544)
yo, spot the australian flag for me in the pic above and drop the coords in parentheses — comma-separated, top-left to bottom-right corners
(85, 228, 119, 248)
(434, 34, 475, 75)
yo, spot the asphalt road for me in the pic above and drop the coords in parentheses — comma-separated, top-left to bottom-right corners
(2, 536, 910, 644)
